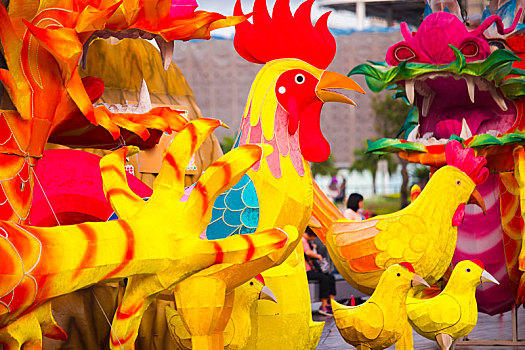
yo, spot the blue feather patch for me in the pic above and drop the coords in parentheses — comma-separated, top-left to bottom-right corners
(205, 174, 259, 239)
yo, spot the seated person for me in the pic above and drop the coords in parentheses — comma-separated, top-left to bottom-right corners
(303, 227, 336, 316)
(343, 193, 364, 221)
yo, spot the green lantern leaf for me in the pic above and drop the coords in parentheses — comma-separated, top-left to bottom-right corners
(468, 134, 502, 147)
(366, 138, 427, 154)
(397, 107, 419, 139)
(449, 45, 466, 72)
(350, 48, 525, 100)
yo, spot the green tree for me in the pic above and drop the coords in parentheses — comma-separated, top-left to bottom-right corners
(371, 94, 413, 207)
(220, 135, 237, 154)
(351, 148, 379, 194)
(351, 147, 397, 194)
(410, 164, 430, 188)
(311, 153, 338, 178)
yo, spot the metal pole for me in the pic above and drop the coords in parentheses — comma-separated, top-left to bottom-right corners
(513, 303, 518, 343)
(356, 0, 365, 30)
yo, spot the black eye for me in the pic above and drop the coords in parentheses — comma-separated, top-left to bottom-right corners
(295, 74, 305, 84)
(397, 273, 401, 277)
(456, 180, 461, 185)
(250, 282, 254, 286)
(466, 268, 471, 272)
(489, 41, 505, 50)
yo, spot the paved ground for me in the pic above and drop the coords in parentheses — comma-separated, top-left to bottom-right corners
(314, 305, 525, 349)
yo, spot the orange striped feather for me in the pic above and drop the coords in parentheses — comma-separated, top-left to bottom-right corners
(311, 180, 344, 242)
(153, 119, 223, 194)
(399, 151, 446, 167)
(208, 228, 289, 266)
(334, 224, 380, 246)
(333, 221, 382, 272)
(100, 147, 145, 219)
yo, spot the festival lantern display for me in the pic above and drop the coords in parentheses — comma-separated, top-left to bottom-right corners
(349, 1, 525, 315)
(166, 276, 277, 350)
(2, 0, 515, 348)
(0, 1, 295, 348)
(172, 0, 366, 348)
(0, 118, 294, 349)
(407, 260, 499, 350)
(332, 263, 429, 350)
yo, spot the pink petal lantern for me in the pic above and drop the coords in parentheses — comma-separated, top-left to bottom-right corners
(170, 0, 198, 18)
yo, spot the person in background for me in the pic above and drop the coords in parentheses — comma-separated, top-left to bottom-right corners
(343, 193, 364, 221)
(334, 178, 346, 204)
(327, 177, 340, 203)
(303, 227, 336, 316)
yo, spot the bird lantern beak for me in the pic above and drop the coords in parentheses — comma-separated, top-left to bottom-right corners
(481, 270, 499, 285)
(468, 188, 486, 215)
(315, 71, 365, 106)
(259, 286, 277, 303)
(411, 274, 430, 288)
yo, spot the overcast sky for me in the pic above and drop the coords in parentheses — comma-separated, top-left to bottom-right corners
(196, 0, 361, 37)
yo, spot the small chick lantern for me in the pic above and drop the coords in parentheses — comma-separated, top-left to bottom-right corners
(332, 263, 429, 350)
(406, 259, 499, 350)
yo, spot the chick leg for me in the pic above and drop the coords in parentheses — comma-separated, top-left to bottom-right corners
(436, 333, 453, 350)
(356, 344, 372, 350)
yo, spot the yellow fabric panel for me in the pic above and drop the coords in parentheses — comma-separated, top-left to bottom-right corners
(77, 38, 223, 179)
(81, 38, 193, 100)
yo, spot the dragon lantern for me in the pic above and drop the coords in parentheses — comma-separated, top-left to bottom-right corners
(351, 0, 525, 314)
(0, 0, 247, 225)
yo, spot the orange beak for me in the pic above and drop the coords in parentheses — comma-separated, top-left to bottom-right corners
(468, 188, 486, 215)
(315, 71, 365, 105)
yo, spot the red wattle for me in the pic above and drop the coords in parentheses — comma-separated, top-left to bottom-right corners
(452, 203, 466, 226)
(298, 102, 330, 163)
(287, 99, 300, 135)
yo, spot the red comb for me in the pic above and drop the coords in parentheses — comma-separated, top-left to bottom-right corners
(233, 0, 336, 69)
(445, 140, 489, 185)
(400, 262, 415, 273)
(471, 259, 485, 269)
(255, 274, 265, 285)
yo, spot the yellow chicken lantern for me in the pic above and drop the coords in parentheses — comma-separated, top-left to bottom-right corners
(166, 275, 276, 350)
(407, 260, 499, 350)
(332, 263, 429, 350)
